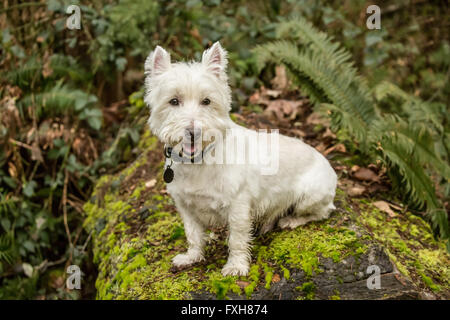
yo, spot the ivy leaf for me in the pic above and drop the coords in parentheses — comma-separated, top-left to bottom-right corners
(23, 181, 38, 198)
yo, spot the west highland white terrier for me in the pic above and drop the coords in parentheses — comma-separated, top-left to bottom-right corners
(144, 42, 337, 276)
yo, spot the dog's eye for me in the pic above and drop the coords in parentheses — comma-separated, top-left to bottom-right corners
(201, 98, 211, 106)
(169, 98, 179, 106)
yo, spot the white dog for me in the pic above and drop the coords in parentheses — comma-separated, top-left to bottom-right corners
(144, 42, 337, 276)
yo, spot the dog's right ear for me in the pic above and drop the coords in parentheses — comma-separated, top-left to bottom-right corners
(202, 42, 228, 79)
(145, 46, 171, 77)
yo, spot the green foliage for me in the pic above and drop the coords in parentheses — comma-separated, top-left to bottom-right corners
(254, 18, 377, 148)
(254, 17, 449, 244)
(0, 234, 13, 265)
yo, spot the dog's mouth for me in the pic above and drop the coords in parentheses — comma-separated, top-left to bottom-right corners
(181, 139, 214, 158)
(182, 141, 199, 156)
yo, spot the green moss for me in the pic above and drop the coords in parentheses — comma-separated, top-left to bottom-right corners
(281, 265, 290, 280)
(296, 281, 316, 300)
(262, 224, 367, 277)
(85, 127, 449, 300)
(244, 264, 260, 298)
(329, 290, 341, 300)
(130, 184, 146, 199)
(419, 271, 441, 292)
(264, 271, 273, 290)
(137, 129, 158, 150)
(356, 201, 450, 292)
(209, 275, 241, 300)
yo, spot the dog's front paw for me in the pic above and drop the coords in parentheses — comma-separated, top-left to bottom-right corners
(172, 252, 204, 268)
(221, 260, 249, 276)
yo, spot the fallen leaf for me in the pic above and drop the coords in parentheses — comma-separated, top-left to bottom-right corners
(323, 143, 346, 156)
(272, 274, 281, 283)
(305, 112, 330, 126)
(373, 200, 397, 217)
(322, 127, 336, 139)
(315, 142, 328, 153)
(348, 185, 366, 196)
(145, 179, 157, 188)
(248, 92, 262, 105)
(236, 280, 250, 289)
(31, 141, 44, 162)
(265, 89, 282, 98)
(42, 60, 53, 78)
(22, 263, 33, 278)
(271, 65, 289, 91)
(263, 99, 304, 121)
(353, 167, 380, 183)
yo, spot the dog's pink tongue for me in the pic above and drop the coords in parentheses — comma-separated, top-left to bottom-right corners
(184, 143, 196, 154)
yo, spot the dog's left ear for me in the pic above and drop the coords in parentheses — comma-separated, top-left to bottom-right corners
(202, 42, 228, 79)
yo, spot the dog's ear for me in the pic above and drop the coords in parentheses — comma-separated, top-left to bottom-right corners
(202, 42, 228, 78)
(145, 46, 171, 77)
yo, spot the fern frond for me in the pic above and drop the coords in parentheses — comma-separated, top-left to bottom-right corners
(276, 18, 356, 78)
(429, 209, 450, 243)
(49, 54, 90, 82)
(373, 81, 411, 102)
(7, 57, 42, 88)
(378, 135, 439, 209)
(253, 40, 375, 145)
(18, 83, 98, 119)
(373, 116, 450, 179)
(0, 235, 13, 265)
(374, 81, 445, 134)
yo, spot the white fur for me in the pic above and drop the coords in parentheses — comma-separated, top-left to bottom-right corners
(144, 42, 337, 276)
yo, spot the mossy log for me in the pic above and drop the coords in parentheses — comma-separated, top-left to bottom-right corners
(83, 130, 449, 300)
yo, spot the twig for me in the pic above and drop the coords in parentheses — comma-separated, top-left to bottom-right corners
(81, 230, 93, 253)
(0, 2, 45, 14)
(63, 169, 73, 259)
(8, 138, 33, 150)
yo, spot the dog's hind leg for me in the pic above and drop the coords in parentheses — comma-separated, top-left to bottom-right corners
(258, 219, 276, 235)
(278, 202, 335, 230)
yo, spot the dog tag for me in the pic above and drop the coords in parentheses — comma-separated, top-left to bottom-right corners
(163, 167, 174, 183)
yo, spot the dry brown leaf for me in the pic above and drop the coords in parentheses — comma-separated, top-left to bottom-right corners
(236, 280, 250, 289)
(373, 200, 397, 218)
(323, 143, 346, 156)
(42, 59, 53, 78)
(353, 167, 380, 183)
(8, 162, 18, 178)
(322, 127, 336, 139)
(305, 112, 330, 126)
(264, 99, 303, 121)
(290, 129, 306, 138)
(272, 274, 281, 283)
(271, 65, 289, 91)
(248, 92, 261, 105)
(338, 178, 367, 196)
(265, 89, 282, 98)
(348, 185, 366, 196)
(31, 141, 44, 162)
(315, 142, 328, 153)
(145, 179, 157, 188)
